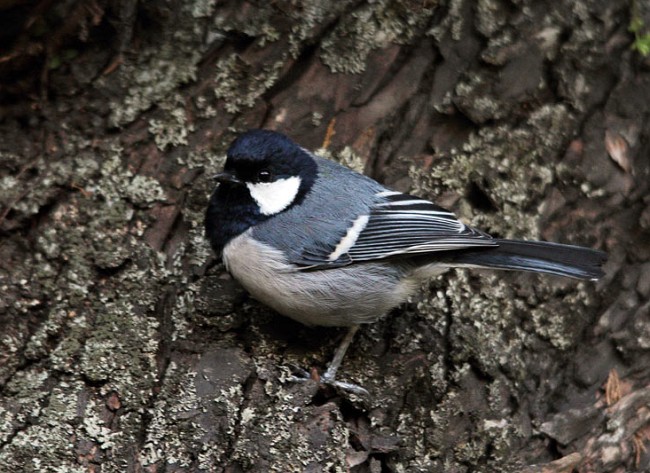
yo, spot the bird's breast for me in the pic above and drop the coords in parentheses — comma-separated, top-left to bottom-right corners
(221, 231, 422, 327)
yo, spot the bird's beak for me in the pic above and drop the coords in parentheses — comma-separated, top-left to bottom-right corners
(213, 172, 242, 185)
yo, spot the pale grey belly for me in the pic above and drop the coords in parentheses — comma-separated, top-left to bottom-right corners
(222, 232, 443, 326)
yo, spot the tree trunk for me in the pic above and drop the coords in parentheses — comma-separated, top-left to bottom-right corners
(1, 1, 648, 472)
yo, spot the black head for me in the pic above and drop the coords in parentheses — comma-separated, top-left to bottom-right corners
(205, 129, 318, 255)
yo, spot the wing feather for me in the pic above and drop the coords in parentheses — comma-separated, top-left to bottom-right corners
(294, 191, 497, 269)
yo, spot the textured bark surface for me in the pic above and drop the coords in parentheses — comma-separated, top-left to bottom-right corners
(1, 1, 649, 472)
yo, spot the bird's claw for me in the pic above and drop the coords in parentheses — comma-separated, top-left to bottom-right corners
(321, 374, 370, 396)
(287, 366, 369, 397)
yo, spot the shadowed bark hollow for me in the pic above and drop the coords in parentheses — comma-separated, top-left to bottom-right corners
(1, 0, 649, 472)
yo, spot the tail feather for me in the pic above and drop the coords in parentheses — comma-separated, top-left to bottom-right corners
(450, 239, 607, 280)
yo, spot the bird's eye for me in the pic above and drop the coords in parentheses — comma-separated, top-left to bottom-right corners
(257, 170, 273, 183)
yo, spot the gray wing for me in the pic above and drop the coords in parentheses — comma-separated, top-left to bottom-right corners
(294, 190, 497, 269)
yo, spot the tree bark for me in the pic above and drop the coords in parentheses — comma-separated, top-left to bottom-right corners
(1, 0, 649, 472)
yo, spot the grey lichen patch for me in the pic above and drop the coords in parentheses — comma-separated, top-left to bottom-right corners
(481, 422, 525, 467)
(311, 111, 324, 127)
(475, 0, 509, 37)
(81, 398, 121, 450)
(551, 4, 614, 112)
(453, 74, 512, 124)
(124, 175, 167, 206)
(410, 104, 572, 239)
(23, 306, 87, 362)
(424, 272, 532, 378)
(390, 362, 525, 471)
(170, 281, 198, 341)
(528, 283, 593, 349)
(320, 0, 437, 73)
(321, 8, 382, 74)
(481, 28, 517, 65)
(140, 363, 206, 469)
(0, 147, 100, 227)
(189, 0, 218, 19)
(0, 379, 88, 473)
(0, 368, 50, 440)
(178, 147, 226, 173)
(0, 174, 19, 204)
(135, 343, 352, 472)
(314, 146, 366, 173)
(79, 301, 160, 404)
(288, 1, 352, 56)
(105, 1, 221, 127)
(94, 147, 166, 207)
(205, 1, 438, 115)
(107, 49, 200, 127)
(48, 311, 88, 373)
(390, 102, 598, 468)
(148, 98, 194, 151)
(392, 405, 443, 470)
(0, 125, 182, 469)
(230, 386, 348, 471)
(428, 0, 465, 41)
(323, 421, 350, 471)
(194, 94, 219, 119)
(213, 55, 284, 113)
(168, 200, 227, 339)
(213, 3, 280, 47)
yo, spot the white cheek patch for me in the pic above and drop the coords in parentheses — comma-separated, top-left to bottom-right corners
(246, 176, 302, 216)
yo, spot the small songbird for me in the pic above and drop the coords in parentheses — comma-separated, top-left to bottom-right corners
(205, 129, 606, 394)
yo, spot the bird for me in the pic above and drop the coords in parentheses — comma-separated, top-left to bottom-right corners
(205, 129, 607, 395)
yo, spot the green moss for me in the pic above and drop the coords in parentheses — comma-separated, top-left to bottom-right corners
(630, 0, 650, 56)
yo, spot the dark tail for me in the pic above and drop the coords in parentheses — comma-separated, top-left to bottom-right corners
(450, 239, 607, 280)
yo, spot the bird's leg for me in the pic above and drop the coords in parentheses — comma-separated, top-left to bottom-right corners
(288, 325, 369, 396)
(320, 325, 368, 396)
(321, 325, 359, 383)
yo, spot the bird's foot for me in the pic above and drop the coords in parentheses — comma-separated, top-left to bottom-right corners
(287, 365, 369, 397)
(286, 326, 368, 397)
